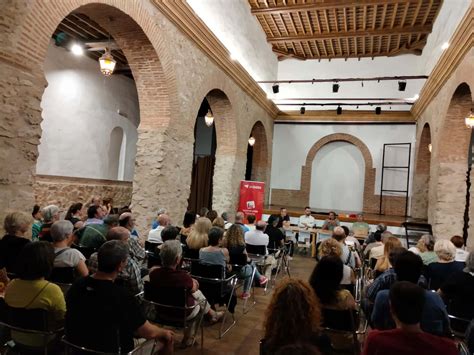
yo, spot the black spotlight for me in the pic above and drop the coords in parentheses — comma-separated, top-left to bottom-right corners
(332, 83, 340, 93)
(398, 81, 407, 92)
(300, 106, 306, 114)
(375, 107, 382, 115)
(336, 106, 342, 115)
(272, 84, 279, 94)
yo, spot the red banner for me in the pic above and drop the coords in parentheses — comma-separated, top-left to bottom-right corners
(239, 180, 265, 222)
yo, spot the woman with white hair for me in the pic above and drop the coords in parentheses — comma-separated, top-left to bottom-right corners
(414, 234, 438, 265)
(425, 239, 464, 290)
(439, 252, 474, 327)
(38, 204, 60, 242)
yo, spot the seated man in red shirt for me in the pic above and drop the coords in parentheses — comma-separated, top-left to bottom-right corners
(148, 240, 223, 347)
(363, 281, 457, 355)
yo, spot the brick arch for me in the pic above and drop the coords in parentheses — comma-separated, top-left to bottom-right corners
(0, 0, 179, 234)
(249, 121, 269, 184)
(412, 123, 432, 219)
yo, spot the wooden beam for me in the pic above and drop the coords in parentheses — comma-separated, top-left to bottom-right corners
(421, 0, 434, 25)
(266, 25, 432, 43)
(411, 0, 422, 26)
(273, 47, 306, 60)
(277, 109, 415, 122)
(251, 0, 414, 15)
(390, 2, 398, 29)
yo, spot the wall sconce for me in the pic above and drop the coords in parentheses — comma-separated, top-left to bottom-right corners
(248, 136, 256, 146)
(204, 110, 214, 127)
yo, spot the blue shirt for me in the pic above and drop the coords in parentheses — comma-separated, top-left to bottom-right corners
(367, 268, 427, 302)
(236, 223, 250, 234)
(372, 289, 450, 336)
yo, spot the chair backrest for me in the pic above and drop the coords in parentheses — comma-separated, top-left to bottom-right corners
(183, 247, 200, 260)
(144, 241, 160, 253)
(50, 267, 76, 284)
(298, 230, 311, 244)
(246, 244, 266, 255)
(402, 222, 433, 248)
(5, 305, 49, 331)
(146, 251, 162, 269)
(321, 308, 359, 332)
(143, 282, 190, 325)
(229, 252, 248, 266)
(74, 245, 96, 259)
(62, 336, 162, 355)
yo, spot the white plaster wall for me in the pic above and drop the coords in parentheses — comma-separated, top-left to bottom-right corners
(270, 123, 416, 203)
(37, 42, 139, 181)
(310, 142, 365, 211)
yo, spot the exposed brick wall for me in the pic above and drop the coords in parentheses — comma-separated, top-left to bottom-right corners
(249, 121, 270, 202)
(271, 133, 407, 216)
(411, 123, 432, 219)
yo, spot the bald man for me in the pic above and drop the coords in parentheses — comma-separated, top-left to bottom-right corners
(332, 226, 357, 268)
(244, 220, 277, 279)
(147, 214, 171, 244)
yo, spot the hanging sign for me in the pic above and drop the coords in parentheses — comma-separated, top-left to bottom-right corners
(239, 180, 265, 222)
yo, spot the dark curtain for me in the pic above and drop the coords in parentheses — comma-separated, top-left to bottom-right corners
(188, 156, 215, 213)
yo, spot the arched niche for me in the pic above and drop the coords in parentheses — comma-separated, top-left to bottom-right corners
(411, 123, 432, 219)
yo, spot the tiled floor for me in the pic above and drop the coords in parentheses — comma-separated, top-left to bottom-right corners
(175, 254, 316, 355)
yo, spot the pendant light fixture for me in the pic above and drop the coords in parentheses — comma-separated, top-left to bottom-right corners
(465, 109, 474, 128)
(248, 136, 256, 146)
(99, 48, 116, 76)
(204, 110, 214, 127)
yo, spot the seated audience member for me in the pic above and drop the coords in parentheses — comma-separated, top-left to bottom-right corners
(51, 220, 88, 278)
(65, 203, 84, 230)
(90, 195, 102, 207)
(364, 229, 383, 259)
(417, 234, 438, 265)
(119, 212, 139, 239)
(225, 225, 267, 299)
(180, 211, 196, 242)
(156, 226, 181, 252)
(371, 251, 450, 335)
(245, 220, 277, 279)
(234, 211, 250, 233)
(374, 236, 403, 276)
(309, 256, 357, 351)
(369, 231, 393, 262)
(264, 215, 285, 251)
(84, 205, 105, 226)
(87, 227, 143, 295)
(149, 240, 223, 346)
(364, 223, 386, 246)
(425, 239, 464, 291)
(79, 214, 119, 250)
(322, 211, 340, 231)
(186, 217, 212, 252)
(352, 213, 370, 239)
(32, 204, 42, 241)
(5, 242, 65, 348)
(332, 227, 356, 269)
(39, 205, 60, 242)
(221, 212, 233, 230)
(276, 208, 290, 229)
(206, 210, 218, 223)
(151, 207, 167, 229)
(298, 207, 315, 229)
(148, 214, 171, 244)
(0, 212, 32, 274)
(363, 282, 457, 355)
(263, 278, 331, 355)
(451, 235, 468, 262)
(245, 214, 256, 231)
(212, 216, 225, 229)
(439, 252, 474, 324)
(199, 207, 209, 219)
(319, 238, 355, 288)
(66, 240, 174, 353)
(341, 225, 361, 252)
(199, 227, 229, 267)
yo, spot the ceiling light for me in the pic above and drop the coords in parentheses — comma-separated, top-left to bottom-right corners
(336, 106, 342, 115)
(99, 49, 116, 76)
(465, 110, 474, 128)
(272, 84, 279, 94)
(398, 81, 407, 92)
(441, 42, 450, 50)
(375, 107, 382, 115)
(248, 136, 256, 146)
(332, 83, 340, 93)
(70, 43, 83, 56)
(428, 143, 432, 153)
(205, 110, 214, 127)
(300, 106, 305, 114)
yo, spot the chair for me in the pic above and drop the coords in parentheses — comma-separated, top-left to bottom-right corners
(49, 267, 76, 294)
(145, 251, 161, 269)
(62, 336, 164, 354)
(0, 301, 63, 355)
(297, 230, 312, 254)
(190, 261, 237, 338)
(321, 308, 367, 354)
(228, 253, 256, 313)
(139, 282, 204, 350)
(183, 247, 200, 260)
(73, 245, 96, 260)
(144, 241, 160, 253)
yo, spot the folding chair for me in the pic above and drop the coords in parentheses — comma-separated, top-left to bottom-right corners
(228, 253, 256, 313)
(145, 251, 161, 269)
(267, 244, 291, 288)
(139, 283, 205, 350)
(190, 262, 237, 338)
(245, 244, 271, 294)
(297, 230, 312, 255)
(321, 307, 367, 354)
(49, 267, 75, 294)
(144, 241, 160, 253)
(62, 336, 164, 354)
(73, 245, 96, 260)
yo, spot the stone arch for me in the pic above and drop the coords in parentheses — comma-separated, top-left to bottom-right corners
(205, 89, 238, 213)
(412, 123, 432, 219)
(247, 121, 269, 183)
(0, 1, 179, 233)
(433, 83, 473, 240)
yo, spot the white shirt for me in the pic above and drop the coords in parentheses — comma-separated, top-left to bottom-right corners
(245, 224, 256, 231)
(299, 215, 316, 228)
(54, 247, 85, 268)
(455, 248, 469, 262)
(245, 229, 269, 254)
(369, 244, 384, 260)
(148, 226, 164, 243)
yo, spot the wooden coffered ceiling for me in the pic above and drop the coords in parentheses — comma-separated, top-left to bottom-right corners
(248, 0, 443, 60)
